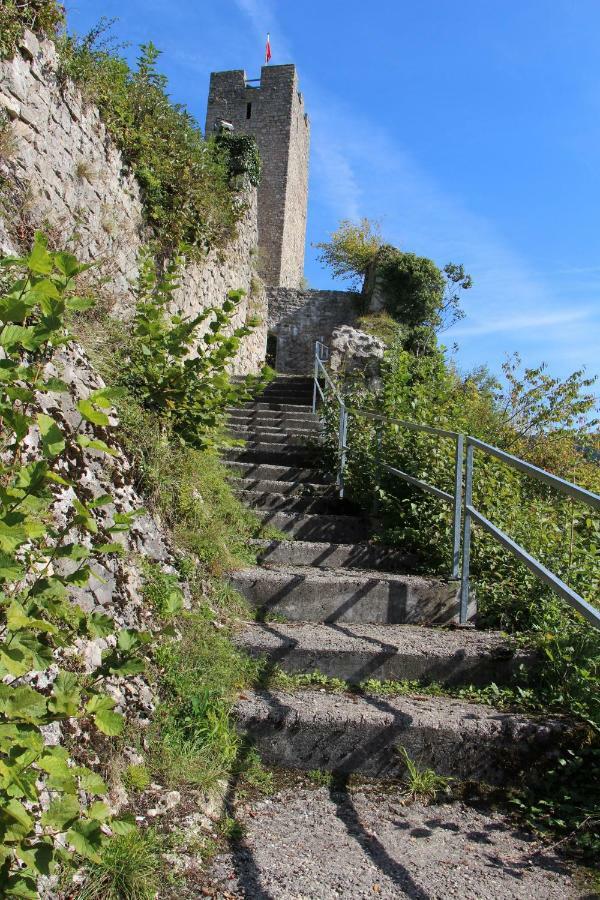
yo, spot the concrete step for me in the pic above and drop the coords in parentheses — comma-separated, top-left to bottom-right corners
(230, 402, 314, 413)
(251, 539, 418, 572)
(234, 690, 569, 784)
(227, 430, 319, 447)
(230, 565, 458, 624)
(227, 409, 318, 424)
(252, 511, 369, 543)
(232, 479, 334, 496)
(235, 489, 352, 515)
(228, 420, 319, 434)
(252, 397, 314, 408)
(235, 622, 534, 686)
(222, 446, 318, 467)
(225, 462, 331, 484)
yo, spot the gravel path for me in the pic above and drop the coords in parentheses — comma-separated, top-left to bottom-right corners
(207, 783, 586, 899)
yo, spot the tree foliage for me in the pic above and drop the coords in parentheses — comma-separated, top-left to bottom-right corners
(0, 236, 146, 894)
(315, 220, 472, 350)
(314, 218, 383, 288)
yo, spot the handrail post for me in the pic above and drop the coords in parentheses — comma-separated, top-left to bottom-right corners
(459, 441, 474, 624)
(373, 421, 383, 515)
(312, 342, 319, 414)
(338, 403, 348, 498)
(451, 434, 464, 579)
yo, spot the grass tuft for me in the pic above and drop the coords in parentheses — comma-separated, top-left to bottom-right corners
(76, 828, 162, 900)
(397, 747, 452, 804)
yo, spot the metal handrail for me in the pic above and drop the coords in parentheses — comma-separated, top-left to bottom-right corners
(349, 408, 464, 580)
(312, 342, 463, 580)
(312, 340, 600, 629)
(460, 437, 600, 628)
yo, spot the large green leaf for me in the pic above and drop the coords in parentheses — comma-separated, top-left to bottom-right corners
(40, 795, 79, 831)
(77, 399, 109, 427)
(2, 872, 38, 898)
(0, 686, 47, 723)
(75, 767, 108, 796)
(77, 434, 118, 457)
(37, 414, 66, 459)
(67, 819, 104, 862)
(48, 671, 81, 718)
(11, 633, 54, 673)
(37, 746, 71, 778)
(1, 799, 33, 841)
(54, 252, 80, 278)
(110, 814, 137, 835)
(0, 325, 41, 352)
(86, 695, 124, 736)
(0, 724, 44, 754)
(86, 612, 114, 638)
(0, 520, 28, 553)
(15, 840, 55, 876)
(27, 235, 53, 274)
(86, 801, 110, 822)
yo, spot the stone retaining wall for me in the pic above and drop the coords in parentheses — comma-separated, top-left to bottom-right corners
(266, 287, 360, 373)
(0, 31, 267, 374)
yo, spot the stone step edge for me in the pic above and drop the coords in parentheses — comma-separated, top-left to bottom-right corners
(249, 538, 417, 569)
(233, 621, 534, 686)
(223, 462, 332, 484)
(233, 689, 571, 784)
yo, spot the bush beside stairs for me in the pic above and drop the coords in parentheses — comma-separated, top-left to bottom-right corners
(221, 375, 570, 787)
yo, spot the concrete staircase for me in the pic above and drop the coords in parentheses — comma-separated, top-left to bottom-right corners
(222, 376, 569, 786)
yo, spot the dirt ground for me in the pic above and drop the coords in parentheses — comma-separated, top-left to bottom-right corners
(205, 781, 595, 899)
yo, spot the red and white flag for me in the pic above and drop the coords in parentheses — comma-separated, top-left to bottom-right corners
(265, 33, 272, 63)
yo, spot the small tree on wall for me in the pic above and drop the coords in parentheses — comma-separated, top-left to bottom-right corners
(313, 218, 383, 288)
(314, 217, 472, 352)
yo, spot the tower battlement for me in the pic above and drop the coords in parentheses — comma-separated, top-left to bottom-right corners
(206, 64, 310, 288)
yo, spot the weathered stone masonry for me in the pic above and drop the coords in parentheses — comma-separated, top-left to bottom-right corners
(0, 32, 267, 374)
(267, 287, 360, 374)
(206, 65, 310, 289)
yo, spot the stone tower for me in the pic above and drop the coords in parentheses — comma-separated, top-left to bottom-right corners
(205, 64, 310, 288)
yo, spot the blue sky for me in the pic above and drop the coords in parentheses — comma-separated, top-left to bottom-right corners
(64, 0, 599, 388)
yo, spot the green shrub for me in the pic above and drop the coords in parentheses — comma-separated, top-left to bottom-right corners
(119, 247, 270, 450)
(58, 33, 254, 257)
(141, 562, 184, 619)
(0, 235, 146, 893)
(0, 0, 64, 59)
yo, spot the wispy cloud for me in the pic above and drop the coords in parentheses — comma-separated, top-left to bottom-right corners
(452, 308, 592, 338)
(232, 0, 599, 379)
(232, 0, 292, 61)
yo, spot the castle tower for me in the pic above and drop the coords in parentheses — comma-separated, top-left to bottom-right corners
(205, 64, 310, 288)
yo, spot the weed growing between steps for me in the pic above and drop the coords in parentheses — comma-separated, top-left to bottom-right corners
(397, 748, 453, 804)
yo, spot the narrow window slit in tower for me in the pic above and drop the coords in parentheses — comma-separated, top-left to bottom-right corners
(246, 102, 252, 119)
